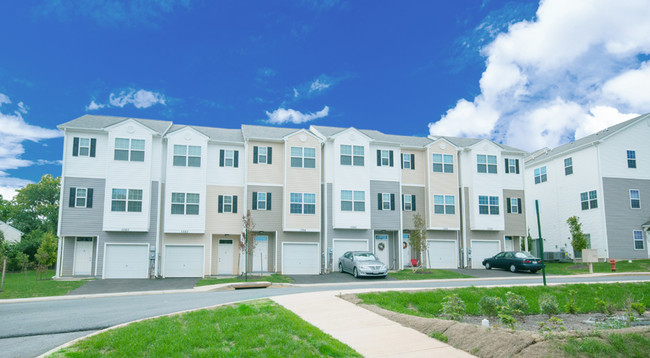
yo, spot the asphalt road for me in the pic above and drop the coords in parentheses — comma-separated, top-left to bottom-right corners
(2, 274, 648, 358)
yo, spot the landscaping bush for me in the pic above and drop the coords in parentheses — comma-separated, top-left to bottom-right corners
(441, 294, 466, 321)
(504, 291, 529, 320)
(538, 294, 559, 317)
(565, 289, 578, 314)
(479, 296, 503, 318)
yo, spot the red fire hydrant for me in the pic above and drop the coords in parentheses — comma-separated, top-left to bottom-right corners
(609, 258, 616, 272)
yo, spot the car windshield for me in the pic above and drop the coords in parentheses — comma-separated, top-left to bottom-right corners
(515, 252, 535, 259)
(354, 253, 378, 261)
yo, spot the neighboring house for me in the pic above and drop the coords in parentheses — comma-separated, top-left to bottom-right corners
(0, 220, 23, 243)
(525, 113, 650, 260)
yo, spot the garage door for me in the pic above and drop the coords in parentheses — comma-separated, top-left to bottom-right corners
(471, 240, 501, 269)
(332, 239, 368, 266)
(427, 240, 458, 269)
(282, 243, 320, 275)
(164, 245, 204, 277)
(104, 244, 149, 279)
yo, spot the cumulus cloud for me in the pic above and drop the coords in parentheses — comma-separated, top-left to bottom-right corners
(85, 100, 106, 111)
(86, 88, 166, 111)
(429, 0, 650, 151)
(266, 106, 330, 124)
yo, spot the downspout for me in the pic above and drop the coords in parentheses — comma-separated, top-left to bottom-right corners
(55, 129, 67, 278)
(397, 147, 404, 270)
(459, 151, 469, 268)
(321, 140, 328, 273)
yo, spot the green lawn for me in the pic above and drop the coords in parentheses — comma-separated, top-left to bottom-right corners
(388, 269, 473, 280)
(358, 282, 650, 317)
(543, 259, 650, 275)
(196, 274, 293, 287)
(560, 332, 650, 358)
(0, 270, 88, 299)
(52, 299, 361, 358)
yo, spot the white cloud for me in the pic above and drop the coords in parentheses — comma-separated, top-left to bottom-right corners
(430, 0, 650, 151)
(86, 88, 167, 111)
(293, 88, 299, 98)
(266, 106, 330, 125)
(85, 100, 106, 111)
(309, 79, 331, 93)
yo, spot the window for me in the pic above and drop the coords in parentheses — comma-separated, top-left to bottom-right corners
(564, 157, 573, 175)
(630, 189, 641, 209)
(340, 145, 364, 166)
(507, 197, 522, 214)
(627, 150, 636, 168)
(291, 147, 316, 168)
(218, 195, 238, 213)
(72, 137, 96, 157)
(633, 230, 644, 250)
(173, 145, 201, 167)
(171, 192, 199, 215)
(432, 154, 454, 173)
(402, 194, 415, 211)
(580, 190, 598, 210)
(478, 195, 499, 215)
(477, 154, 497, 173)
(253, 146, 272, 164)
(252, 192, 271, 211)
(114, 138, 144, 162)
(504, 158, 520, 174)
(69, 187, 93, 208)
(341, 190, 365, 212)
(378, 193, 395, 211)
(534, 166, 547, 184)
(112, 189, 142, 212)
(401, 153, 414, 170)
(377, 150, 393, 167)
(434, 195, 455, 214)
(219, 149, 239, 167)
(290, 193, 316, 214)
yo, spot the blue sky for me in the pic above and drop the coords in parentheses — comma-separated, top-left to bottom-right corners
(1, 0, 650, 199)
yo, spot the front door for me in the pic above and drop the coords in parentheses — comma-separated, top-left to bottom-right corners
(253, 236, 268, 272)
(73, 238, 93, 275)
(505, 236, 514, 251)
(217, 239, 234, 275)
(402, 234, 411, 267)
(375, 234, 389, 266)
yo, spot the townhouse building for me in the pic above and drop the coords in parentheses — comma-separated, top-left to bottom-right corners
(525, 113, 650, 260)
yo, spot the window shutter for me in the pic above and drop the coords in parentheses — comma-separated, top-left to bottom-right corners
(233, 196, 238, 213)
(234, 150, 239, 168)
(390, 193, 395, 210)
(517, 198, 522, 213)
(267, 192, 272, 210)
(90, 138, 96, 157)
(506, 197, 511, 213)
(389, 151, 394, 167)
(253, 146, 258, 164)
(72, 137, 79, 157)
(219, 150, 225, 167)
(401, 194, 405, 210)
(267, 147, 272, 164)
(69, 187, 76, 207)
(504, 159, 509, 173)
(218, 195, 223, 213)
(400, 154, 404, 169)
(378, 193, 382, 210)
(87, 188, 93, 208)
(252, 192, 258, 210)
(515, 159, 520, 174)
(411, 154, 415, 170)
(412, 195, 416, 211)
(377, 150, 381, 166)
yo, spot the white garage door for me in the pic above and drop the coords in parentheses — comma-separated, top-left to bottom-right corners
(471, 240, 501, 269)
(332, 239, 368, 266)
(427, 240, 458, 269)
(282, 243, 320, 275)
(164, 245, 204, 277)
(104, 244, 149, 279)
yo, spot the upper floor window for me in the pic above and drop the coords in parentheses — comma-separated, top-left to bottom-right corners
(219, 149, 239, 168)
(69, 187, 93, 208)
(477, 154, 497, 173)
(291, 147, 316, 168)
(402, 194, 415, 211)
(341, 190, 365, 211)
(401, 153, 415, 170)
(564, 157, 573, 175)
(171, 192, 199, 215)
(340, 145, 364, 166)
(114, 138, 144, 162)
(506, 197, 522, 214)
(378, 193, 395, 211)
(112, 188, 143, 212)
(633, 230, 644, 250)
(534, 166, 547, 184)
(173, 145, 201, 167)
(432, 154, 453, 173)
(504, 158, 520, 174)
(478, 195, 499, 215)
(580, 190, 598, 210)
(630, 189, 641, 209)
(218, 195, 238, 213)
(254, 146, 272, 164)
(252, 192, 271, 211)
(434, 195, 455, 215)
(627, 150, 636, 168)
(290, 193, 316, 214)
(377, 150, 394, 167)
(72, 137, 96, 157)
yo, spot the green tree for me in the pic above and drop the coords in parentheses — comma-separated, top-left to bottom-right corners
(566, 216, 588, 258)
(8, 174, 60, 234)
(0, 194, 11, 222)
(409, 213, 427, 270)
(35, 231, 58, 279)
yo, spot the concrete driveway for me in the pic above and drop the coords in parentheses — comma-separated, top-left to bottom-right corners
(67, 277, 200, 295)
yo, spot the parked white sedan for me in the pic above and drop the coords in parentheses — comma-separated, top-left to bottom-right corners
(338, 251, 388, 278)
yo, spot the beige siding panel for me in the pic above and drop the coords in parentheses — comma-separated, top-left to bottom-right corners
(164, 233, 210, 276)
(401, 150, 426, 185)
(285, 132, 321, 230)
(503, 189, 526, 236)
(427, 143, 460, 229)
(206, 185, 244, 235)
(248, 140, 284, 184)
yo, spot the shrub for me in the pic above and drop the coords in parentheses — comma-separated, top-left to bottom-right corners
(505, 291, 529, 321)
(565, 290, 578, 314)
(630, 302, 645, 316)
(441, 294, 466, 321)
(539, 294, 560, 317)
(539, 316, 566, 334)
(479, 296, 503, 318)
(498, 312, 517, 330)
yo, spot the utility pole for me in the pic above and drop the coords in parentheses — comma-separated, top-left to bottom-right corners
(535, 200, 547, 286)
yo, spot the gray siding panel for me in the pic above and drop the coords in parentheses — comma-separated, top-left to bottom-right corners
(603, 177, 650, 259)
(402, 186, 425, 230)
(60, 177, 105, 236)
(370, 180, 400, 230)
(503, 189, 526, 236)
(61, 237, 75, 276)
(247, 185, 283, 231)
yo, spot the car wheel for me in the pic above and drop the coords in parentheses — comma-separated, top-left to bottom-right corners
(530, 269, 538, 273)
(485, 262, 491, 270)
(339, 263, 344, 273)
(510, 264, 517, 273)
(353, 268, 359, 278)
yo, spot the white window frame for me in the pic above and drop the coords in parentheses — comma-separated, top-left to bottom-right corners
(434, 195, 455, 215)
(291, 147, 316, 168)
(223, 150, 234, 167)
(477, 154, 496, 174)
(74, 188, 88, 208)
(478, 195, 499, 215)
(257, 146, 268, 164)
(114, 138, 145, 162)
(257, 192, 267, 210)
(173, 144, 201, 167)
(223, 195, 233, 213)
(341, 145, 364, 166)
(509, 198, 519, 214)
(380, 150, 390, 166)
(630, 189, 640, 209)
(432, 153, 453, 173)
(78, 138, 91, 157)
(381, 193, 391, 210)
(171, 192, 199, 215)
(506, 158, 518, 174)
(633, 230, 644, 250)
(403, 194, 413, 211)
(627, 150, 636, 169)
(290, 193, 316, 214)
(564, 157, 573, 175)
(112, 188, 142, 212)
(403, 153, 413, 169)
(580, 190, 598, 210)
(341, 190, 365, 212)
(534, 166, 547, 184)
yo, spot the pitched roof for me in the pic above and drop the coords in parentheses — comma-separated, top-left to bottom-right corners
(58, 114, 172, 134)
(310, 125, 348, 137)
(434, 136, 527, 153)
(241, 124, 301, 140)
(168, 124, 244, 143)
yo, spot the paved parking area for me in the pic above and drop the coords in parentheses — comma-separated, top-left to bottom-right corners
(288, 272, 396, 284)
(67, 278, 200, 295)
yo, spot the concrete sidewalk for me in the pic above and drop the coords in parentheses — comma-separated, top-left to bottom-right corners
(272, 291, 475, 358)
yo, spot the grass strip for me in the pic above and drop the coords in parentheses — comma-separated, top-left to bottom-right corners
(543, 260, 650, 275)
(195, 274, 293, 287)
(388, 269, 473, 280)
(0, 270, 88, 299)
(559, 332, 650, 358)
